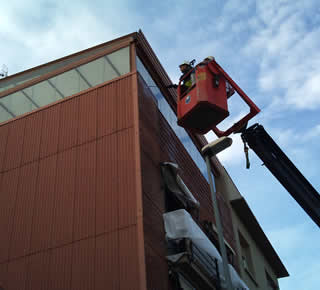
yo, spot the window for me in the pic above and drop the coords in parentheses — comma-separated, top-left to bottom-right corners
(266, 271, 278, 290)
(238, 231, 255, 277)
(0, 46, 130, 123)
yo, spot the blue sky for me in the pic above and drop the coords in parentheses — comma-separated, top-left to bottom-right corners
(1, 0, 320, 289)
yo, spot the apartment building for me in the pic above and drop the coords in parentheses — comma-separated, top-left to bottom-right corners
(0, 30, 288, 289)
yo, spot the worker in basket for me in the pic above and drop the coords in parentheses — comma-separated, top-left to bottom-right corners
(179, 60, 196, 94)
(167, 60, 196, 94)
(168, 57, 234, 97)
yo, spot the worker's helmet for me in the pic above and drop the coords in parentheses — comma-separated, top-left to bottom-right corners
(179, 61, 191, 67)
(204, 56, 215, 62)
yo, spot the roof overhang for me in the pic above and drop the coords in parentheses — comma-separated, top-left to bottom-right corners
(231, 198, 289, 278)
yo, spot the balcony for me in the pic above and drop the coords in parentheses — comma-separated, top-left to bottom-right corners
(163, 209, 249, 290)
(167, 238, 221, 290)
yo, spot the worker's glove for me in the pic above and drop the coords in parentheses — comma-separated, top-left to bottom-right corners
(167, 84, 178, 89)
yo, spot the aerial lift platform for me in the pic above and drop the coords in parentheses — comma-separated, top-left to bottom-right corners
(177, 58, 260, 137)
(176, 58, 320, 227)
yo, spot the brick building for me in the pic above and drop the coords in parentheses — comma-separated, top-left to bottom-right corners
(0, 31, 288, 289)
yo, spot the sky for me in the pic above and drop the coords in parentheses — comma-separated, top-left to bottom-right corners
(1, 0, 320, 289)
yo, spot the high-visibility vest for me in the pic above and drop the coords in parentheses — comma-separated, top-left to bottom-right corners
(184, 78, 192, 87)
(181, 70, 195, 88)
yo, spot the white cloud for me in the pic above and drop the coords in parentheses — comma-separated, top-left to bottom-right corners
(0, 1, 131, 75)
(267, 223, 310, 255)
(267, 222, 320, 290)
(216, 134, 245, 166)
(270, 124, 320, 148)
(205, 118, 248, 168)
(304, 124, 320, 139)
(286, 73, 320, 109)
(243, 0, 320, 111)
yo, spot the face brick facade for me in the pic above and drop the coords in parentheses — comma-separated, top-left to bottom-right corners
(0, 31, 287, 290)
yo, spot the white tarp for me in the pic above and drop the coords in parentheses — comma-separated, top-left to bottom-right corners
(163, 209, 249, 290)
(163, 209, 222, 262)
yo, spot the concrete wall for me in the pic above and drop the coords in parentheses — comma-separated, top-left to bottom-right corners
(233, 211, 279, 289)
(216, 167, 280, 289)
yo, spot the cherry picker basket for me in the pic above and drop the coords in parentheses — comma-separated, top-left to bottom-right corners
(177, 59, 260, 137)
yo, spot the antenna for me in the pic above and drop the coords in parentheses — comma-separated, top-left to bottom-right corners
(0, 65, 8, 78)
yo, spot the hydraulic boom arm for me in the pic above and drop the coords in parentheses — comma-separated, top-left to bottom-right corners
(242, 124, 320, 227)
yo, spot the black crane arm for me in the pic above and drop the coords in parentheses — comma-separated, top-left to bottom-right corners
(241, 124, 320, 227)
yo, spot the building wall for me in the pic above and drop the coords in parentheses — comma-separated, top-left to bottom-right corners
(234, 213, 279, 290)
(0, 73, 146, 290)
(138, 75, 237, 290)
(216, 168, 280, 289)
(138, 75, 171, 290)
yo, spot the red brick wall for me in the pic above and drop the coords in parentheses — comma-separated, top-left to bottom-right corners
(138, 75, 237, 289)
(0, 74, 146, 290)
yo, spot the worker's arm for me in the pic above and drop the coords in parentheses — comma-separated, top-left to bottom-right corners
(167, 84, 178, 89)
